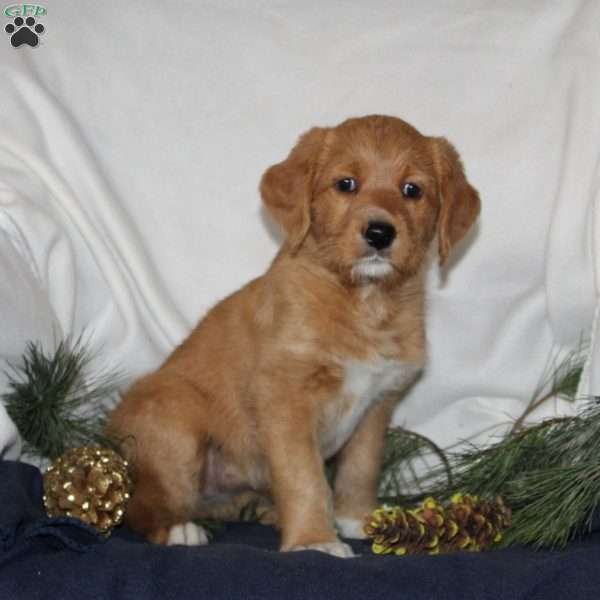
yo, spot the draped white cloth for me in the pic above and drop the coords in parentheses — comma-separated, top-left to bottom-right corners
(1, 1, 598, 457)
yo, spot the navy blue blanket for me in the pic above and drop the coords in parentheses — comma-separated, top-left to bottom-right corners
(1, 461, 599, 599)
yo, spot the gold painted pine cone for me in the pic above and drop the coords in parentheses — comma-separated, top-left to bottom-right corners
(43, 446, 132, 535)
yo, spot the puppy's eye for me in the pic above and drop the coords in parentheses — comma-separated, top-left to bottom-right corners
(335, 178, 358, 193)
(401, 182, 423, 199)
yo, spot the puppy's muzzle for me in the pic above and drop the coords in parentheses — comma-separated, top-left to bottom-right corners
(363, 221, 396, 251)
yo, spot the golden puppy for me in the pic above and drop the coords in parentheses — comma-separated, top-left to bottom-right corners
(107, 115, 480, 557)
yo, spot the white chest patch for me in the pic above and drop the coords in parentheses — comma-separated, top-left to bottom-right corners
(320, 358, 420, 458)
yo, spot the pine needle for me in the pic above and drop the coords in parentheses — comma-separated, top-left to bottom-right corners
(377, 427, 452, 504)
(511, 343, 586, 433)
(2, 337, 122, 460)
(503, 463, 600, 548)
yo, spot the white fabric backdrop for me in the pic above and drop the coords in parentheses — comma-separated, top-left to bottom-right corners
(1, 0, 598, 457)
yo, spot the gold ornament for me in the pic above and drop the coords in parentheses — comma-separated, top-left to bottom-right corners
(43, 446, 132, 536)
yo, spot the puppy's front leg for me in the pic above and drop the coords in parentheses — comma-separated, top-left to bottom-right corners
(333, 396, 396, 539)
(259, 402, 354, 558)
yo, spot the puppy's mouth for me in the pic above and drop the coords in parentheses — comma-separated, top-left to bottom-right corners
(350, 253, 394, 281)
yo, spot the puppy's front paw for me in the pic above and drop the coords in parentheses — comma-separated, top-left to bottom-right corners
(335, 517, 368, 540)
(167, 522, 209, 546)
(288, 540, 356, 558)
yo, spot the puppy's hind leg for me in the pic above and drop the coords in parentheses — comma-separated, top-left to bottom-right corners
(126, 433, 209, 546)
(107, 377, 209, 546)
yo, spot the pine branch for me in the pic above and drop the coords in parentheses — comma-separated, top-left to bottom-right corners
(2, 337, 123, 460)
(511, 344, 586, 434)
(376, 342, 596, 549)
(502, 462, 600, 548)
(377, 427, 452, 504)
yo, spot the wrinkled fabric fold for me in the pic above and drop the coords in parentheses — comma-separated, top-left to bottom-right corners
(0, 0, 598, 458)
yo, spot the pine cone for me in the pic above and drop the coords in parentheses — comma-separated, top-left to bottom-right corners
(442, 494, 512, 552)
(364, 502, 442, 555)
(43, 446, 132, 535)
(365, 494, 511, 556)
(364, 506, 405, 554)
(412, 497, 445, 554)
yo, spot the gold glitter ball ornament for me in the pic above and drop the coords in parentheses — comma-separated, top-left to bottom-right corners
(43, 446, 132, 535)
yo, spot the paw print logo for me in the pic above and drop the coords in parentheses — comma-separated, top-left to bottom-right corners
(5, 16, 45, 48)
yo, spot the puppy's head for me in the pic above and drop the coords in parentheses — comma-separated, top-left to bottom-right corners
(260, 115, 480, 284)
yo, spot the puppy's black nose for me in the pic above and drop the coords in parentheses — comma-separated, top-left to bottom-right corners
(363, 221, 396, 250)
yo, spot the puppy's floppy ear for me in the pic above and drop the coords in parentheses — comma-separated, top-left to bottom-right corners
(260, 127, 327, 253)
(430, 137, 481, 265)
